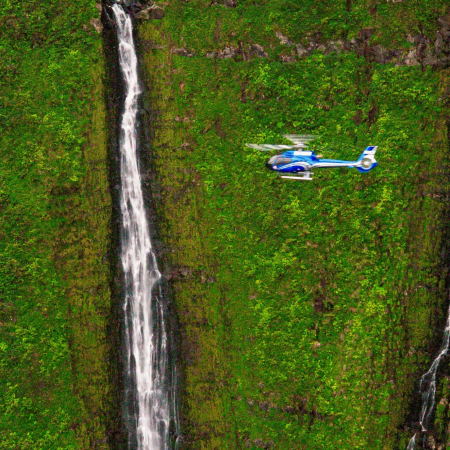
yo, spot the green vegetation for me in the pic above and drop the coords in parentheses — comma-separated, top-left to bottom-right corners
(137, 1, 450, 448)
(1, 0, 450, 449)
(0, 1, 114, 449)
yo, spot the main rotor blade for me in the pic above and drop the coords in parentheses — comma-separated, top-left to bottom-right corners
(245, 143, 307, 151)
(283, 134, 319, 145)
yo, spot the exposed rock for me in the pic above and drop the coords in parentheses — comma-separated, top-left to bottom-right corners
(296, 44, 308, 57)
(209, 0, 236, 6)
(435, 33, 445, 55)
(423, 45, 438, 66)
(163, 267, 193, 280)
(434, 17, 450, 66)
(174, 115, 193, 122)
(327, 40, 344, 52)
(90, 18, 103, 33)
(368, 45, 401, 64)
(283, 405, 297, 414)
(415, 35, 430, 61)
(101, 5, 116, 30)
(163, 268, 179, 280)
(180, 267, 192, 277)
(252, 439, 274, 449)
(404, 48, 419, 66)
(134, 3, 165, 20)
(406, 33, 415, 44)
(427, 435, 437, 450)
(308, 41, 322, 52)
(276, 31, 293, 46)
(249, 44, 268, 58)
(206, 47, 238, 59)
(172, 47, 194, 57)
(200, 15, 450, 67)
(258, 401, 270, 411)
(280, 53, 296, 63)
(217, 46, 237, 59)
(296, 40, 332, 57)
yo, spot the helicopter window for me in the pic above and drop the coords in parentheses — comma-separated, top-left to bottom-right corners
(268, 155, 278, 165)
(275, 157, 292, 166)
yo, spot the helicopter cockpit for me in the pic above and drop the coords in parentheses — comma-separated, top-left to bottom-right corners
(266, 155, 292, 169)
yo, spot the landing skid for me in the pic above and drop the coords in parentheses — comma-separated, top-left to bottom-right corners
(280, 172, 313, 181)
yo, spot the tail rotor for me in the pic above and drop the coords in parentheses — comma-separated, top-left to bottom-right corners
(356, 146, 378, 172)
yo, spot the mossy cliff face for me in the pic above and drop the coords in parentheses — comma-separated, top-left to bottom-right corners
(1, 0, 450, 449)
(0, 1, 117, 448)
(136, 1, 450, 449)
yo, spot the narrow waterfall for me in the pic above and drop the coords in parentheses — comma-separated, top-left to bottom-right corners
(111, 4, 179, 449)
(406, 304, 450, 449)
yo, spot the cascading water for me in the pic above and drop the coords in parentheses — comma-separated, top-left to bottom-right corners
(406, 304, 450, 449)
(111, 4, 179, 449)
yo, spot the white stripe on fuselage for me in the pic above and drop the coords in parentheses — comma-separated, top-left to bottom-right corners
(311, 161, 359, 168)
(276, 160, 360, 170)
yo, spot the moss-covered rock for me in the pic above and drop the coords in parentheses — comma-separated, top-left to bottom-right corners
(136, 1, 450, 448)
(0, 1, 116, 448)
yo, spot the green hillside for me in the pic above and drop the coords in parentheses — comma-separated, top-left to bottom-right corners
(136, 1, 450, 449)
(0, 1, 115, 448)
(1, 0, 450, 449)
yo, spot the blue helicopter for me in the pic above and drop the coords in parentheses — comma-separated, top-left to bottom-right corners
(246, 135, 378, 180)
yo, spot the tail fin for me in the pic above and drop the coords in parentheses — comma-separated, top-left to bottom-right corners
(356, 146, 378, 172)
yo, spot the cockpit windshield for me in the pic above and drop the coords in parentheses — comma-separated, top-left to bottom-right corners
(266, 155, 292, 166)
(267, 155, 293, 167)
(275, 157, 292, 166)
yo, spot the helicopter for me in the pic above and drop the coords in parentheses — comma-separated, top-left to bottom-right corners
(246, 135, 378, 181)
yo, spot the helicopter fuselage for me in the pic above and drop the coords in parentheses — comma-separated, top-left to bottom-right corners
(266, 147, 378, 174)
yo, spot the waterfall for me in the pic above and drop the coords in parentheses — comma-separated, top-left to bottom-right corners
(406, 433, 416, 450)
(111, 4, 179, 449)
(406, 304, 450, 449)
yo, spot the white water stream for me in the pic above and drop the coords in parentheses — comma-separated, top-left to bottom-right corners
(406, 304, 450, 449)
(112, 4, 178, 449)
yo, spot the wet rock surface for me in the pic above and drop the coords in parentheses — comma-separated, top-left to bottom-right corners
(104, 0, 165, 20)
